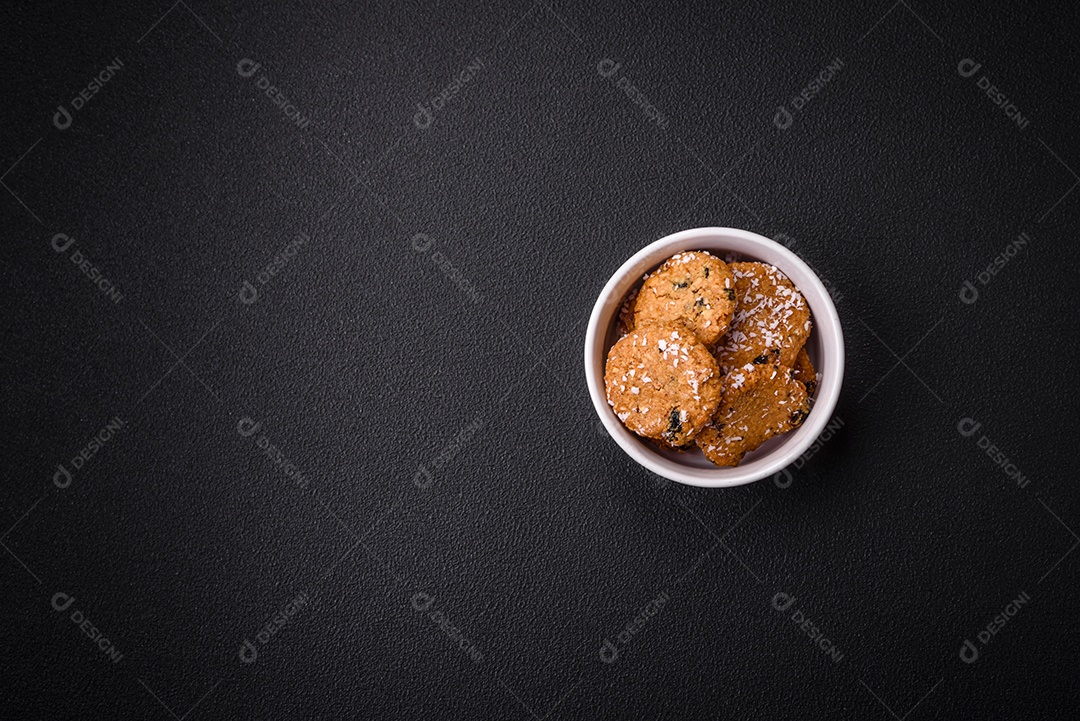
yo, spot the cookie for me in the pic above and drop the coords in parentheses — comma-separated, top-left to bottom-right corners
(791, 346, 818, 398)
(604, 322, 723, 446)
(714, 262, 811, 373)
(651, 437, 696, 453)
(632, 251, 736, 347)
(696, 364, 810, 467)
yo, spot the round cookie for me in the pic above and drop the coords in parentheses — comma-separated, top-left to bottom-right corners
(714, 262, 811, 373)
(696, 363, 810, 467)
(791, 346, 818, 398)
(632, 251, 736, 346)
(604, 322, 723, 446)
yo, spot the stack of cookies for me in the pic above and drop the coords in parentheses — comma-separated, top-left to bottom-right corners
(604, 250, 819, 467)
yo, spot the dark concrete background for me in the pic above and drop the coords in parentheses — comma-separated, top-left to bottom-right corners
(3, 0, 1079, 718)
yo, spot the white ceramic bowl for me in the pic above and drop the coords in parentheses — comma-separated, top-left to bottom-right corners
(584, 227, 844, 488)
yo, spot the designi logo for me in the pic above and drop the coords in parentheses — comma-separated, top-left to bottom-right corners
(50, 591, 124, 663)
(236, 58, 312, 130)
(238, 591, 311, 664)
(770, 591, 842, 662)
(53, 58, 124, 131)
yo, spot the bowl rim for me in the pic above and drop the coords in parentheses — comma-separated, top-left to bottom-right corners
(583, 227, 845, 488)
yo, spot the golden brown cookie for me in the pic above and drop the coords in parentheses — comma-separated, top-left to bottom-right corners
(696, 364, 810, 467)
(604, 322, 723, 446)
(714, 262, 811, 373)
(791, 346, 818, 398)
(632, 251, 736, 347)
(650, 437, 696, 453)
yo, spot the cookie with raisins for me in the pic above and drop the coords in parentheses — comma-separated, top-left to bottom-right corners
(714, 262, 811, 373)
(791, 346, 818, 398)
(696, 363, 809, 467)
(632, 251, 736, 346)
(604, 321, 722, 446)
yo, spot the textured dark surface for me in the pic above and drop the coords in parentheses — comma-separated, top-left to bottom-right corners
(3, 1, 1080, 718)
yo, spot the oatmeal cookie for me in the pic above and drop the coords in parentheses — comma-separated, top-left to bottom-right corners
(632, 251, 736, 346)
(714, 262, 811, 372)
(604, 322, 723, 446)
(791, 346, 818, 398)
(696, 363, 810, 467)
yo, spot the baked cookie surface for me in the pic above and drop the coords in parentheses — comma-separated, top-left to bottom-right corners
(791, 346, 818, 398)
(632, 251, 736, 346)
(696, 363, 809, 467)
(604, 322, 722, 446)
(714, 262, 811, 372)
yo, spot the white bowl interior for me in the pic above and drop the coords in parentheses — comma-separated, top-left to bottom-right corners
(584, 228, 844, 488)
